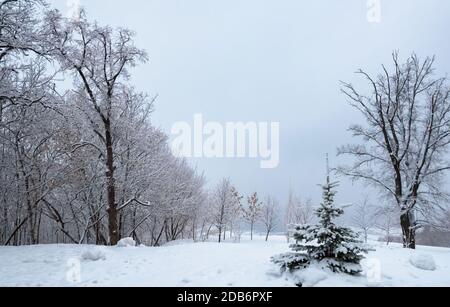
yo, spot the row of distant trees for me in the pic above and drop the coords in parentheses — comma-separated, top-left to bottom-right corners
(201, 179, 279, 243)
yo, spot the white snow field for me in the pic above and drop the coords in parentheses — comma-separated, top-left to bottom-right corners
(0, 235, 449, 287)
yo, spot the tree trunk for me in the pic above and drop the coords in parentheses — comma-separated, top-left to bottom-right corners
(386, 227, 391, 246)
(400, 212, 416, 249)
(24, 174, 36, 245)
(36, 208, 43, 244)
(4, 217, 28, 246)
(206, 225, 213, 241)
(265, 230, 270, 242)
(250, 223, 254, 241)
(105, 122, 119, 246)
(2, 202, 8, 243)
(192, 218, 197, 242)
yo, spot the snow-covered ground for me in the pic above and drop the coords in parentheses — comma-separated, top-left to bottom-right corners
(0, 235, 449, 287)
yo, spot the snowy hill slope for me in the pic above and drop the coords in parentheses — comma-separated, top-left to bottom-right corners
(0, 235, 449, 287)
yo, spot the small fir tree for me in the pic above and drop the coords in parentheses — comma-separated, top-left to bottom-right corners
(272, 163, 367, 275)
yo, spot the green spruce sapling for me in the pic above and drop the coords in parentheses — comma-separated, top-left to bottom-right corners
(272, 159, 367, 275)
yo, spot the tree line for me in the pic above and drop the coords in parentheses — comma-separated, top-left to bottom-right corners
(0, 0, 207, 246)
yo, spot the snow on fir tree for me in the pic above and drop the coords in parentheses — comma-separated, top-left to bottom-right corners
(272, 159, 367, 276)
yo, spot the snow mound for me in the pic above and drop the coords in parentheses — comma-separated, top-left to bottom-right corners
(81, 249, 106, 262)
(292, 267, 328, 287)
(409, 253, 436, 271)
(117, 237, 136, 247)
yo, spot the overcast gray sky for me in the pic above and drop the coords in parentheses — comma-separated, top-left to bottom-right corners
(50, 0, 450, 207)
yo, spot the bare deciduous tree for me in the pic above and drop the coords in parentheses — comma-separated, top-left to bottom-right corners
(338, 52, 450, 249)
(212, 178, 234, 243)
(374, 205, 400, 246)
(285, 189, 315, 242)
(46, 12, 148, 245)
(243, 192, 262, 241)
(228, 186, 244, 242)
(351, 198, 376, 243)
(262, 196, 278, 242)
